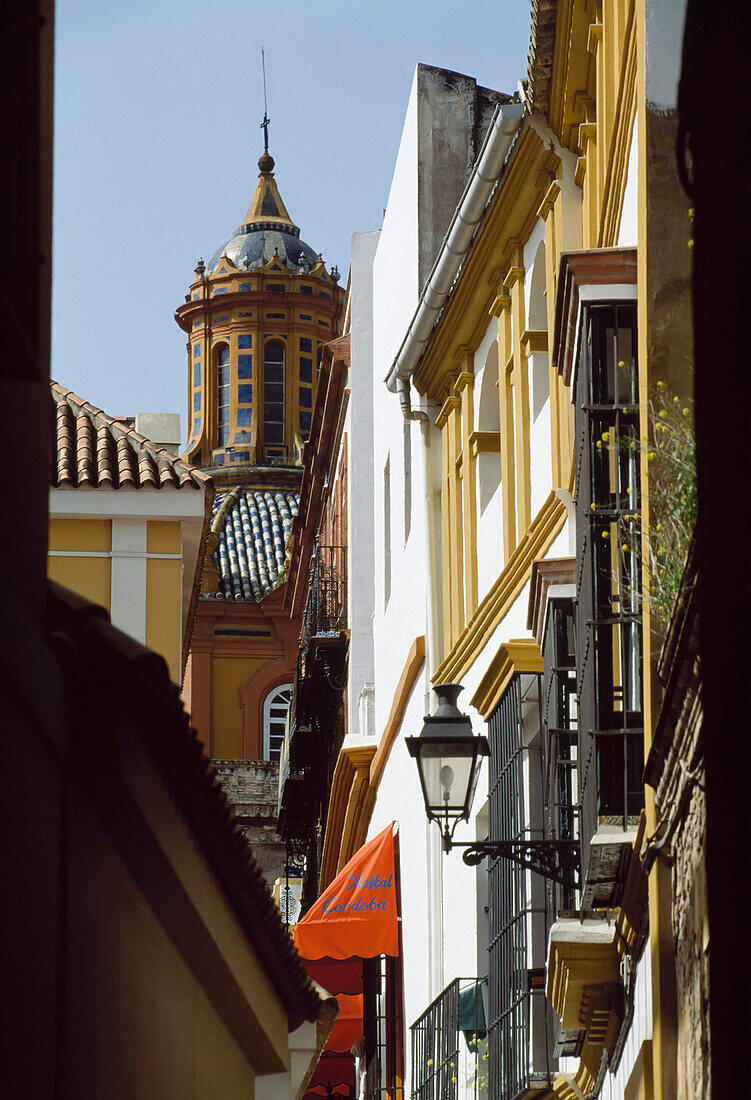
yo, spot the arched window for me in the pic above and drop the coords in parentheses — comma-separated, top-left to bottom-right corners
(263, 683, 292, 762)
(263, 341, 285, 453)
(528, 241, 549, 423)
(478, 340, 501, 513)
(216, 344, 230, 446)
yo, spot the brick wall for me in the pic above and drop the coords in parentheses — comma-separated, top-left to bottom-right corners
(213, 760, 287, 885)
(672, 781, 710, 1100)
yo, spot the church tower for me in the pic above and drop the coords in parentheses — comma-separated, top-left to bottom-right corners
(176, 140, 344, 884)
(175, 148, 344, 472)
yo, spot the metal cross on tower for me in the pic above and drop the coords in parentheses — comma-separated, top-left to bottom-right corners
(260, 46, 271, 154)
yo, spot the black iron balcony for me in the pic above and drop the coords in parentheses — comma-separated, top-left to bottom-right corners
(277, 545, 348, 848)
(410, 978, 488, 1100)
(301, 543, 347, 642)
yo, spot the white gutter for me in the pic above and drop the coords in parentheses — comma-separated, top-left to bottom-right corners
(386, 100, 525, 403)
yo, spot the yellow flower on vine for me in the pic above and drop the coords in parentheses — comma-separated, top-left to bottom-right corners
(601, 431, 610, 443)
(657, 380, 665, 389)
(602, 531, 610, 539)
(621, 543, 628, 551)
(683, 408, 690, 416)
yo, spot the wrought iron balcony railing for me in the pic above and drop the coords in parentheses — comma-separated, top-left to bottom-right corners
(410, 978, 488, 1100)
(302, 543, 347, 644)
(277, 544, 348, 847)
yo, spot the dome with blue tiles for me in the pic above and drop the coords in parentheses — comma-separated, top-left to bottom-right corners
(206, 486, 299, 602)
(206, 152, 319, 276)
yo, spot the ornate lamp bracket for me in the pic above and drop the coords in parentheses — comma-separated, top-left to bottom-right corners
(449, 837, 581, 889)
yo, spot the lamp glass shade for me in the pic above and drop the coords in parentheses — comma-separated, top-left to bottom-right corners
(411, 737, 486, 822)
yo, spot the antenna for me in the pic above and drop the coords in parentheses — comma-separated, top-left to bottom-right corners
(260, 46, 270, 154)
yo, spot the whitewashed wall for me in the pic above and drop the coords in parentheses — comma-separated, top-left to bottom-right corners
(347, 231, 380, 744)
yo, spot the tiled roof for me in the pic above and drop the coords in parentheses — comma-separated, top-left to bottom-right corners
(51, 382, 209, 490)
(206, 486, 299, 602)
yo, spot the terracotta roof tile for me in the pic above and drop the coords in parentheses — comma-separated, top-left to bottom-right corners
(51, 382, 211, 491)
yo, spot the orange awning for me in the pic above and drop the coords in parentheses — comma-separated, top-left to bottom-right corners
(298, 824, 400, 1097)
(325, 993, 363, 1053)
(305, 1050, 357, 1096)
(294, 822, 399, 962)
(304, 955, 363, 995)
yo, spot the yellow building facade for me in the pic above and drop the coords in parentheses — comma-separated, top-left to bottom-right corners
(48, 384, 212, 683)
(313, 3, 693, 1098)
(407, 3, 691, 1097)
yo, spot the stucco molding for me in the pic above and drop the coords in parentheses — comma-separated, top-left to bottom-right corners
(432, 492, 567, 687)
(471, 639, 544, 719)
(553, 247, 637, 385)
(526, 556, 577, 646)
(319, 744, 377, 890)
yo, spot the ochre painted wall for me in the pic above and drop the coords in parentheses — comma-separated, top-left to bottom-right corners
(212, 656, 267, 758)
(48, 518, 112, 611)
(147, 520, 181, 555)
(145, 520, 183, 680)
(49, 517, 186, 682)
(64, 797, 258, 1097)
(146, 556, 182, 682)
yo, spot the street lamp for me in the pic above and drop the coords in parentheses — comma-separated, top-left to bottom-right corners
(407, 684, 580, 889)
(405, 684, 488, 851)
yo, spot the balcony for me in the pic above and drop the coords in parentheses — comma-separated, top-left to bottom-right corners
(410, 979, 488, 1100)
(278, 545, 348, 850)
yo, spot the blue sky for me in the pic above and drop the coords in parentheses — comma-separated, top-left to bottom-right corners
(52, 0, 531, 440)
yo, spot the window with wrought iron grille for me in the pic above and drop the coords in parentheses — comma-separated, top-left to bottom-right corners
(542, 597, 579, 912)
(573, 302, 644, 855)
(363, 955, 405, 1100)
(487, 674, 554, 1099)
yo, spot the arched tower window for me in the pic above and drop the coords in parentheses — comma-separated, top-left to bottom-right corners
(263, 683, 292, 762)
(263, 341, 285, 456)
(216, 344, 230, 446)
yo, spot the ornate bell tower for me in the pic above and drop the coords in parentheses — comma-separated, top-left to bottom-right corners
(176, 140, 344, 885)
(175, 148, 344, 474)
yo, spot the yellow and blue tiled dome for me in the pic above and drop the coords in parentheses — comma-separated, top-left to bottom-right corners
(206, 486, 299, 602)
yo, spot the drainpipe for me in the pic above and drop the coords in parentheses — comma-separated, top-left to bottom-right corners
(385, 101, 524, 396)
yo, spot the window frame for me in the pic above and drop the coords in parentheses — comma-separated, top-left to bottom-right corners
(263, 683, 292, 763)
(262, 340, 286, 457)
(216, 343, 231, 447)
